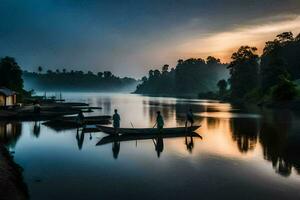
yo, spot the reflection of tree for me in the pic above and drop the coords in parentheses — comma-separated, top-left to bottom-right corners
(0, 122, 22, 148)
(230, 118, 259, 153)
(259, 110, 300, 177)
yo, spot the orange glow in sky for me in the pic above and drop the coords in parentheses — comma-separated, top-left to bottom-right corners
(174, 15, 300, 63)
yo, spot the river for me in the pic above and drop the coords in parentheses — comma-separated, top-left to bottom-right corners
(1, 92, 300, 199)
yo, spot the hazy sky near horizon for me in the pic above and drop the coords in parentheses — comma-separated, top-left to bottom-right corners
(1, 0, 300, 78)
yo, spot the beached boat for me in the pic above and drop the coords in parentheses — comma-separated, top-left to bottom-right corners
(97, 125, 200, 135)
(97, 131, 202, 145)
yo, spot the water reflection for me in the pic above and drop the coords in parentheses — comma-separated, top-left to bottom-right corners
(0, 122, 22, 148)
(33, 121, 41, 138)
(76, 129, 85, 150)
(230, 118, 259, 153)
(259, 109, 300, 176)
(154, 136, 164, 158)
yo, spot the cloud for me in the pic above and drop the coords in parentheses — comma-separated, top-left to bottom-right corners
(174, 15, 300, 62)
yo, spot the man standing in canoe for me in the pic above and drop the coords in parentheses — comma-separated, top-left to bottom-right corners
(156, 111, 164, 131)
(113, 109, 121, 132)
(185, 108, 194, 128)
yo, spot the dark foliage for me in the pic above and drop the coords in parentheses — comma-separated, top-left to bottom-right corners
(135, 57, 228, 95)
(23, 70, 137, 92)
(227, 46, 259, 98)
(272, 74, 297, 101)
(261, 32, 300, 90)
(0, 57, 24, 93)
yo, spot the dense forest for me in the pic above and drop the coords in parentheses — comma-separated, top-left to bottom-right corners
(135, 32, 300, 104)
(23, 69, 138, 92)
(226, 32, 300, 103)
(135, 56, 228, 95)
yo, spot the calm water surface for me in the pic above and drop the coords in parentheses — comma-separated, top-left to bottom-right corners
(1, 93, 300, 200)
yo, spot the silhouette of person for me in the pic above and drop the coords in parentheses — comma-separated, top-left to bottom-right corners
(77, 110, 85, 128)
(156, 111, 164, 132)
(113, 109, 120, 133)
(186, 108, 194, 128)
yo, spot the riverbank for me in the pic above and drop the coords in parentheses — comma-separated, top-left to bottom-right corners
(0, 101, 99, 121)
(0, 145, 28, 200)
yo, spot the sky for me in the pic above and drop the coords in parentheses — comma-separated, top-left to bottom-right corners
(1, 0, 300, 78)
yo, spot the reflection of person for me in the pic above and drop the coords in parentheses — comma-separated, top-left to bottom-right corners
(76, 129, 85, 150)
(186, 109, 194, 128)
(154, 136, 164, 157)
(113, 109, 120, 131)
(156, 111, 164, 131)
(33, 121, 41, 138)
(112, 140, 120, 159)
(185, 136, 194, 153)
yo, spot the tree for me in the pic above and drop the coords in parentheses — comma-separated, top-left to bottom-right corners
(153, 69, 161, 78)
(104, 71, 112, 79)
(55, 69, 60, 73)
(148, 70, 154, 79)
(207, 56, 221, 65)
(272, 73, 297, 101)
(162, 64, 169, 74)
(97, 72, 103, 78)
(227, 46, 259, 98)
(0, 56, 24, 93)
(38, 66, 43, 74)
(62, 68, 67, 73)
(87, 71, 94, 76)
(217, 79, 228, 96)
(276, 32, 294, 43)
(141, 76, 147, 82)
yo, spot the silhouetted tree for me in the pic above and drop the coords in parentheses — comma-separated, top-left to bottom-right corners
(217, 79, 228, 96)
(228, 46, 259, 98)
(0, 56, 24, 93)
(272, 73, 297, 101)
(162, 64, 169, 75)
(104, 71, 112, 79)
(97, 72, 103, 78)
(207, 56, 221, 65)
(261, 31, 300, 91)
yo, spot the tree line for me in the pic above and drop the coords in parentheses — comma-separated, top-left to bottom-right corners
(223, 32, 300, 102)
(135, 31, 300, 103)
(135, 56, 228, 95)
(23, 67, 137, 92)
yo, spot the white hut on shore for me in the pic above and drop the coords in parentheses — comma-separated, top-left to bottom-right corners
(0, 87, 17, 107)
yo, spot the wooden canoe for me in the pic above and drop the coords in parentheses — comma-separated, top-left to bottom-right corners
(97, 125, 200, 135)
(97, 132, 202, 145)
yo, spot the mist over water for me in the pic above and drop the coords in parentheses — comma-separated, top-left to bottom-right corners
(1, 93, 300, 200)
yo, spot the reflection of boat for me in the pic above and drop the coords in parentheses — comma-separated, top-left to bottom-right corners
(97, 125, 200, 135)
(97, 132, 201, 145)
(43, 116, 111, 131)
